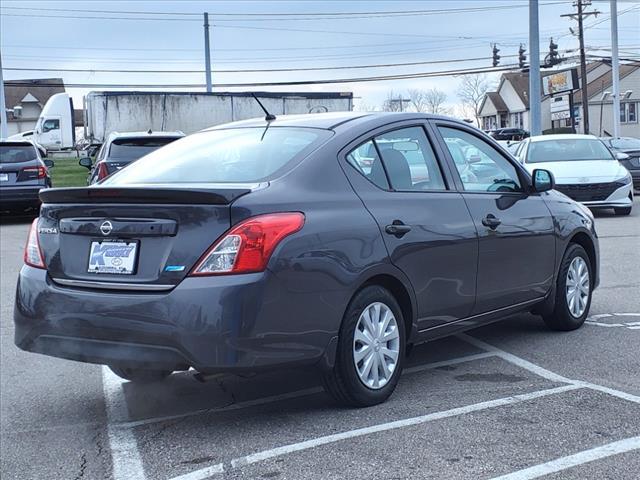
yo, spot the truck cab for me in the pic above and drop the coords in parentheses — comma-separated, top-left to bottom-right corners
(33, 93, 75, 151)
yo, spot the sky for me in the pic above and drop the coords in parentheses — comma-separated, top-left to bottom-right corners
(1, 0, 639, 115)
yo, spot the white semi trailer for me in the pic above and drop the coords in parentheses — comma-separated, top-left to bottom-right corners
(33, 91, 354, 151)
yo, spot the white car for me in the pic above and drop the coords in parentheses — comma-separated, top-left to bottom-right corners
(515, 134, 633, 216)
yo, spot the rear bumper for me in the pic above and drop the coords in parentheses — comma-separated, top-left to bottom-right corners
(14, 266, 338, 372)
(0, 186, 43, 206)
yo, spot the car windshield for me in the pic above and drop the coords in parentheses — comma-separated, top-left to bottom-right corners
(0, 144, 37, 163)
(527, 138, 614, 163)
(108, 137, 181, 160)
(102, 127, 330, 185)
(609, 138, 640, 150)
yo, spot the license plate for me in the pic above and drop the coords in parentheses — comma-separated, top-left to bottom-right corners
(88, 240, 138, 275)
(0, 173, 8, 182)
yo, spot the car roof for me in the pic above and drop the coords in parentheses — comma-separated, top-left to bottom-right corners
(106, 130, 185, 142)
(0, 140, 37, 147)
(204, 111, 456, 132)
(529, 134, 597, 142)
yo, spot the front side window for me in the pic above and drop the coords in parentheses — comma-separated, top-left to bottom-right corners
(103, 127, 330, 185)
(439, 126, 522, 193)
(42, 119, 60, 133)
(374, 127, 446, 191)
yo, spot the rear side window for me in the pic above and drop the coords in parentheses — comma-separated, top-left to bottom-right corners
(108, 137, 181, 160)
(103, 127, 330, 184)
(0, 144, 38, 164)
(346, 126, 446, 191)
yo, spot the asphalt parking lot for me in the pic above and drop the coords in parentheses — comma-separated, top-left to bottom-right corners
(1, 199, 639, 480)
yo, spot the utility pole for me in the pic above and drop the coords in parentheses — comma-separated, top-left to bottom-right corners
(610, 0, 621, 138)
(561, 1, 600, 134)
(0, 51, 8, 139)
(389, 97, 410, 112)
(529, 0, 542, 136)
(203, 12, 212, 93)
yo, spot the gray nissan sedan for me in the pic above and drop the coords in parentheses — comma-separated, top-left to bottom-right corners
(14, 113, 599, 407)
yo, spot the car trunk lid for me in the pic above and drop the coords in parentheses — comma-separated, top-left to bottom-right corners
(37, 185, 257, 290)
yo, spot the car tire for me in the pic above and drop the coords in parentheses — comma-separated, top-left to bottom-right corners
(614, 206, 632, 216)
(108, 366, 172, 383)
(322, 285, 406, 407)
(543, 243, 593, 331)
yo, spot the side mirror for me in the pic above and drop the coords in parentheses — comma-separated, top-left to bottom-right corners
(79, 157, 93, 169)
(616, 152, 630, 161)
(532, 169, 555, 193)
(43, 159, 55, 168)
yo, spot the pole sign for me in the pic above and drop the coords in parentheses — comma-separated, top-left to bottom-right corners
(542, 68, 579, 96)
(550, 94, 571, 120)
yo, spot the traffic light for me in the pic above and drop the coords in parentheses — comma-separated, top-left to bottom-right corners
(518, 44, 527, 69)
(492, 44, 501, 67)
(548, 38, 560, 66)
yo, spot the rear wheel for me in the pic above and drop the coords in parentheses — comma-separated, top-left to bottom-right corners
(614, 206, 632, 216)
(543, 244, 592, 331)
(322, 286, 406, 407)
(108, 366, 172, 383)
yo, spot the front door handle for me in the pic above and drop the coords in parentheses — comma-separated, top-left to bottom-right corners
(481, 214, 501, 230)
(385, 221, 412, 238)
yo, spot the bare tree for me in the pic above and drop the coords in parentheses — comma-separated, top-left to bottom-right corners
(382, 90, 408, 112)
(409, 88, 449, 114)
(457, 74, 492, 126)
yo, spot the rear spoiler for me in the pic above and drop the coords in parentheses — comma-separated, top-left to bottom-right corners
(40, 185, 254, 205)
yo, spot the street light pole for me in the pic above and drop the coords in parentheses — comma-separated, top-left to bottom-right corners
(610, 0, 621, 138)
(529, 0, 542, 136)
(0, 51, 8, 139)
(204, 12, 212, 93)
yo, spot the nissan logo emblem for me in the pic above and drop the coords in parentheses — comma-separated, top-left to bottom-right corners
(100, 221, 113, 236)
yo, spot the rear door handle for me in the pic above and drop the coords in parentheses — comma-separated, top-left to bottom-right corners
(481, 214, 501, 230)
(385, 221, 412, 237)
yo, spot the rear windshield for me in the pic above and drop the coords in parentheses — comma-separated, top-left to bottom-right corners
(527, 139, 614, 163)
(108, 137, 180, 160)
(0, 144, 38, 164)
(103, 127, 330, 184)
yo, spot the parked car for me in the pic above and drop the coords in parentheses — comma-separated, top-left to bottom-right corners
(490, 128, 529, 141)
(0, 140, 53, 212)
(81, 130, 185, 184)
(15, 113, 599, 407)
(600, 137, 640, 190)
(515, 134, 634, 216)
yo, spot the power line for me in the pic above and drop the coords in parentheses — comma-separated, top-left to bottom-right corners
(3, 63, 524, 89)
(0, 2, 568, 20)
(4, 54, 522, 74)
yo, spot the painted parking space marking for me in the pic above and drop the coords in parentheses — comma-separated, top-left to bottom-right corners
(457, 334, 640, 405)
(102, 366, 147, 480)
(115, 352, 496, 430)
(488, 435, 640, 480)
(167, 385, 581, 480)
(586, 313, 640, 330)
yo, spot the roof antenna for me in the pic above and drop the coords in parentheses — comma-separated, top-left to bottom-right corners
(251, 93, 276, 121)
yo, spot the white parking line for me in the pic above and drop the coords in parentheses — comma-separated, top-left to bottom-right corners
(487, 435, 640, 480)
(169, 463, 225, 480)
(102, 366, 146, 480)
(116, 352, 495, 430)
(586, 313, 640, 331)
(457, 334, 640, 405)
(166, 384, 581, 479)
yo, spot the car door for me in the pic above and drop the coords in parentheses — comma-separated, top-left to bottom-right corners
(341, 122, 478, 330)
(38, 117, 62, 150)
(431, 121, 555, 314)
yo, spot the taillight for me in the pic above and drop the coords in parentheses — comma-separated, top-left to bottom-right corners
(96, 162, 110, 181)
(190, 212, 305, 276)
(21, 166, 47, 179)
(24, 219, 46, 269)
